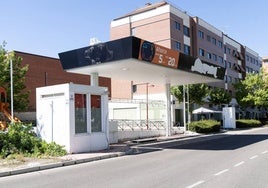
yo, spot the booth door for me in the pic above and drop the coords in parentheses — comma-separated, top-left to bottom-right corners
(41, 95, 67, 145)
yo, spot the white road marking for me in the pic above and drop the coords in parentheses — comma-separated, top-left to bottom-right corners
(186, 180, 205, 188)
(214, 169, 229, 176)
(250, 155, 258, 159)
(187, 150, 267, 188)
(234, 161, 245, 167)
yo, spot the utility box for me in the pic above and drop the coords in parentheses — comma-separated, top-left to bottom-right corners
(36, 83, 109, 153)
(222, 107, 236, 129)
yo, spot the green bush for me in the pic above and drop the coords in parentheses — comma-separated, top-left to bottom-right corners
(0, 123, 66, 158)
(236, 119, 262, 128)
(189, 120, 221, 133)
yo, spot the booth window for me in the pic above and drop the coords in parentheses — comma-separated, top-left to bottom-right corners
(75, 94, 87, 134)
(91, 95, 102, 132)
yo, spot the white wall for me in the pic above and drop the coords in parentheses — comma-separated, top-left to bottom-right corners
(36, 84, 71, 151)
(223, 107, 236, 129)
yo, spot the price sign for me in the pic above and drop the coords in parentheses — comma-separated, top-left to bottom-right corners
(139, 40, 179, 69)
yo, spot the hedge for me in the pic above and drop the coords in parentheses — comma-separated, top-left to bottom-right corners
(236, 119, 262, 128)
(189, 120, 221, 133)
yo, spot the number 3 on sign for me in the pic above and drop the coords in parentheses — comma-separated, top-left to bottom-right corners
(168, 57, 175, 67)
(158, 54, 163, 64)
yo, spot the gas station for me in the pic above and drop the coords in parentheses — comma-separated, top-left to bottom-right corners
(36, 36, 225, 153)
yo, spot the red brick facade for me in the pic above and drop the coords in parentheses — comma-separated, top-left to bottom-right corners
(15, 51, 111, 111)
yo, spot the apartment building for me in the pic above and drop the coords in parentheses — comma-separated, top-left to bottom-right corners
(245, 47, 262, 74)
(110, 1, 261, 99)
(262, 57, 268, 78)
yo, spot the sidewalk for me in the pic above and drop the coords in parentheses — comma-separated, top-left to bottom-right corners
(0, 132, 198, 177)
(0, 127, 261, 177)
(0, 141, 134, 177)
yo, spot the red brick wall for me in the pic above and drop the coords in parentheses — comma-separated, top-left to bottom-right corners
(15, 51, 111, 111)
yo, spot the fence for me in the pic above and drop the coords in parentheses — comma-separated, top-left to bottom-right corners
(111, 119, 166, 131)
(109, 119, 184, 142)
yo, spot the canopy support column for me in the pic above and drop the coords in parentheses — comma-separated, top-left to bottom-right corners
(166, 83, 171, 137)
(91, 72, 99, 86)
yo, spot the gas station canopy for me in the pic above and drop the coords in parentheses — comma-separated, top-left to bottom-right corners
(59, 36, 225, 86)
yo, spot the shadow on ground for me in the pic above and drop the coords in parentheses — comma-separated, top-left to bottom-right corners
(130, 134, 268, 155)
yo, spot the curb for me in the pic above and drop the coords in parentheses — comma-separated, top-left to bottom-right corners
(0, 150, 132, 178)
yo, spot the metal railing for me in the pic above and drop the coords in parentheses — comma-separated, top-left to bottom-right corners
(111, 119, 166, 131)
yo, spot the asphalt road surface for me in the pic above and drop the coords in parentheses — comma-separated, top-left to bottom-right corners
(1, 127, 268, 188)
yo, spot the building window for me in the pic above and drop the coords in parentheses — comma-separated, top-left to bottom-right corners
(75, 94, 87, 134)
(184, 44, 190, 55)
(218, 56, 223, 64)
(246, 55, 249, 61)
(218, 41, 223, 48)
(212, 38, 217, 45)
(91, 95, 102, 132)
(228, 61, 232, 68)
(199, 48, 205, 56)
(212, 54, 217, 61)
(207, 35, 211, 42)
(227, 48, 231, 54)
(198, 30, 204, 39)
(183, 26, 190, 37)
(228, 76, 232, 83)
(253, 58, 256, 64)
(175, 41, 181, 50)
(175, 21, 180, 30)
(207, 52, 212, 59)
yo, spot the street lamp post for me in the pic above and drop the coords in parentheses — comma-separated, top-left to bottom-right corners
(10, 58, 14, 123)
(183, 85, 186, 131)
(146, 83, 149, 129)
(4, 53, 14, 123)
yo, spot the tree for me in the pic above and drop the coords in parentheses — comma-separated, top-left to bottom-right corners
(0, 43, 29, 111)
(233, 70, 268, 108)
(209, 88, 231, 107)
(171, 83, 209, 106)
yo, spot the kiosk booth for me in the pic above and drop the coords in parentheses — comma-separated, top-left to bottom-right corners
(222, 107, 236, 129)
(36, 83, 108, 153)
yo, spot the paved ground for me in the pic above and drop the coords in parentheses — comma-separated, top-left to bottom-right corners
(0, 128, 259, 177)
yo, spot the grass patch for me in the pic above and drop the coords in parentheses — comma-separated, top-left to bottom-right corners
(0, 123, 66, 159)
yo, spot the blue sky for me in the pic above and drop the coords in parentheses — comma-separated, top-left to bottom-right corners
(1, 0, 267, 58)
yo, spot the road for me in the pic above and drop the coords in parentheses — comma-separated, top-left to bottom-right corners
(1, 127, 268, 188)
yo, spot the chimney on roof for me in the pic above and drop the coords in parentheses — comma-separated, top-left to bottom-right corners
(145, 3, 152, 6)
(89, 37, 101, 45)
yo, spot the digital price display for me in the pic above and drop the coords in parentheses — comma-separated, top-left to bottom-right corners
(139, 40, 179, 69)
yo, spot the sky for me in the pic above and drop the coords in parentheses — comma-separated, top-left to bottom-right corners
(0, 0, 267, 58)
